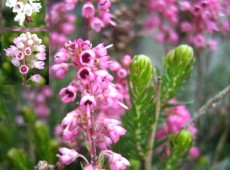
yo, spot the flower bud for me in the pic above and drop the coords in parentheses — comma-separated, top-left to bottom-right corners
(170, 129, 193, 154)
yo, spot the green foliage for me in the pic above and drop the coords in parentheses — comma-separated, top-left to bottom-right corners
(118, 55, 156, 160)
(162, 45, 195, 102)
(34, 121, 53, 162)
(7, 148, 32, 170)
(117, 45, 195, 169)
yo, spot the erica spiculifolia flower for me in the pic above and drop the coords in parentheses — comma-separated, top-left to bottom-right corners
(5, 32, 46, 85)
(6, 0, 42, 26)
(52, 39, 130, 169)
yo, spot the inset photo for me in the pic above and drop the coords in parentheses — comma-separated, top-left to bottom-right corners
(2, 0, 46, 27)
(0, 31, 49, 85)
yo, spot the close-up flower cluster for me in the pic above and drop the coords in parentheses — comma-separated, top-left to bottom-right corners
(5, 0, 42, 26)
(0, 0, 229, 170)
(51, 39, 130, 169)
(4, 32, 46, 85)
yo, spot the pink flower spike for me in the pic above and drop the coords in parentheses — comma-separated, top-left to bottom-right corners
(51, 63, 70, 79)
(19, 65, 29, 74)
(59, 85, 77, 104)
(82, 2, 95, 18)
(59, 147, 79, 165)
(54, 51, 69, 63)
(15, 50, 24, 60)
(80, 50, 95, 66)
(30, 74, 42, 83)
(24, 47, 32, 56)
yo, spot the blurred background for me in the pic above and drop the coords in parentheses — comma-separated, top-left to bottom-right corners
(0, 0, 230, 169)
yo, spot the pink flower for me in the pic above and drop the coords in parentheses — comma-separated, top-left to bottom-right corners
(24, 47, 32, 56)
(30, 74, 42, 83)
(108, 152, 131, 170)
(54, 51, 69, 63)
(96, 134, 113, 150)
(90, 17, 104, 32)
(103, 119, 126, 143)
(80, 94, 97, 111)
(59, 147, 79, 165)
(19, 65, 29, 74)
(36, 45, 46, 52)
(31, 60, 45, 69)
(59, 85, 77, 104)
(77, 67, 95, 85)
(79, 50, 95, 66)
(15, 50, 24, 60)
(35, 52, 46, 60)
(51, 63, 69, 79)
(82, 2, 95, 18)
(193, 34, 205, 48)
(189, 147, 200, 158)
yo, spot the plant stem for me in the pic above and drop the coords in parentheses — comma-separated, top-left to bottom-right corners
(85, 19, 90, 40)
(144, 77, 162, 170)
(209, 127, 229, 170)
(195, 48, 203, 110)
(185, 84, 230, 128)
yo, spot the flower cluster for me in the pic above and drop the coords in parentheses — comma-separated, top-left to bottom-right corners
(156, 99, 200, 158)
(143, 0, 179, 44)
(46, 2, 76, 48)
(144, 0, 230, 51)
(6, 0, 42, 26)
(5, 32, 46, 85)
(81, 0, 115, 32)
(51, 39, 130, 169)
(63, 0, 115, 32)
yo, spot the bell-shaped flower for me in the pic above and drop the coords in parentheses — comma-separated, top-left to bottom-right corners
(59, 147, 79, 165)
(59, 85, 77, 104)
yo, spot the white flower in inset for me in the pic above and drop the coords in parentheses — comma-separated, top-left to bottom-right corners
(14, 12, 26, 26)
(30, 74, 42, 83)
(31, 60, 45, 69)
(23, 3, 33, 16)
(13, 2, 24, 13)
(11, 58, 20, 67)
(6, 0, 17, 8)
(35, 45, 46, 52)
(31, 3, 42, 12)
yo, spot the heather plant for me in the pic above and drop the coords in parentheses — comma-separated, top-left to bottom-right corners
(0, 0, 230, 170)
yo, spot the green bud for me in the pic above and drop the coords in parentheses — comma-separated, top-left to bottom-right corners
(170, 129, 193, 154)
(130, 55, 155, 94)
(7, 148, 31, 170)
(162, 45, 195, 101)
(21, 106, 36, 124)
